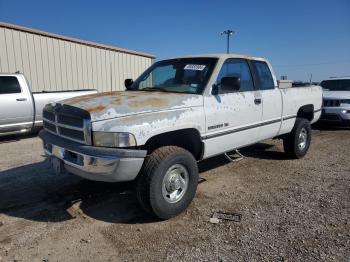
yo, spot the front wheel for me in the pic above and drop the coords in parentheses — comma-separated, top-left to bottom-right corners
(135, 146, 199, 219)
(283, 118, 311, 159)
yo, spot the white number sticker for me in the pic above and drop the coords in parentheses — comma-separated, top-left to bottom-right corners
(184, 64, 206, 71)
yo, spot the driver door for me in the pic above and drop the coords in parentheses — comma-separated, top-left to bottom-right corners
(202, 58, 263, 158)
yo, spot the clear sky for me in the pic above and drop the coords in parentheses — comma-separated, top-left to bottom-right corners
(1, 0, 349, 82)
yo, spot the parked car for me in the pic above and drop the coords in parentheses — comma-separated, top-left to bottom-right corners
(319, 77, 350, 126)
(0, 73, 97, 136)
(39, 54, 322, 219)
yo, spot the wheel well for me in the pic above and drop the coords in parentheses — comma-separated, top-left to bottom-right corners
(297, 104, 314, 121)
(142, 129, 203, 160)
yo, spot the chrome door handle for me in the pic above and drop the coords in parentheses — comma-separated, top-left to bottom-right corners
(16, 98, 27, 101)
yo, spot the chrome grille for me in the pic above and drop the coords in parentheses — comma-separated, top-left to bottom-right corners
(57, 114, 84, 128)
(42, 104, 91, 144)
(323, 99, 340, 107)
(43, 110, 55, 122)
(58, 126, 85, 141)
(43, 121, 56, 133)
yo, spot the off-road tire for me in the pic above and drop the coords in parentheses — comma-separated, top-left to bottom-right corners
(136, 146, 198, 220)
(283, 117, 311, 159)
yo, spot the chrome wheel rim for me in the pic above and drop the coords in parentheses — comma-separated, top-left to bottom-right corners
(162, 164, 189, 203)
(298, 128, 308, 150)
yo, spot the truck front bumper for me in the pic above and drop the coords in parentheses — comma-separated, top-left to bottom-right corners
(39, 130, 147, 182)
(320, 106, 350, 125)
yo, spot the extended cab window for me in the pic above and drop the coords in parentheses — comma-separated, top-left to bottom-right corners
(0, 76, 21, 94)
(252, 61, 275, 90)
(216, 58, 254, 93)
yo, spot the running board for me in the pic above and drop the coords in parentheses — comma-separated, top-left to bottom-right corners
(0, 128, 31, 137)
(224, 149, 244, 162)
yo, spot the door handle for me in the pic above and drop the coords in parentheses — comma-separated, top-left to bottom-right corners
(254, 98, 262, 105)
(16, 98, 27, 101)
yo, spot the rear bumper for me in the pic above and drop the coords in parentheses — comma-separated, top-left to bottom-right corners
(39, 130, 146, 182)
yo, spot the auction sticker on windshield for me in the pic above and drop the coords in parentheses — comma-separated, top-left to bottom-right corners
(184, 64, 206, 71)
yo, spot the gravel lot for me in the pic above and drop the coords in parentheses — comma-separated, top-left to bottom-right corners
(0, 126, 349, 261)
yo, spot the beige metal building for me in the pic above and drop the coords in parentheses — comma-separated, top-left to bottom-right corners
(0, 22, 155, 92)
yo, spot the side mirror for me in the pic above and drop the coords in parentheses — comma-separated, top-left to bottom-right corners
(221, 77, 240, 91)
(124, 78, 133, 89)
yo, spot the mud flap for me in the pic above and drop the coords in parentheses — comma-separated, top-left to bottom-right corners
(51, 157, 66, 175)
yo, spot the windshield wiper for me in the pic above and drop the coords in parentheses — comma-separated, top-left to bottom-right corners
(141, 87, 167, 92)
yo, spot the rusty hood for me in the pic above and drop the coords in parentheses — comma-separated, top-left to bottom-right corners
(62, 91, 203, 122)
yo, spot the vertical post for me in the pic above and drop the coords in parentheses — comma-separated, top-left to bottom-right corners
(309, 73, 313, 86)
(227, 34, 230, 54)
(221, 30, 234, 54)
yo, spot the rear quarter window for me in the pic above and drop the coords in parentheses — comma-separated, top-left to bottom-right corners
(252, 61, 275, 90)
(0, 76, 22, 94)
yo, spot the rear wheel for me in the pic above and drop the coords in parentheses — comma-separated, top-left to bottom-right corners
(283, 118, 311, 159)
(136, 146, 198, 219)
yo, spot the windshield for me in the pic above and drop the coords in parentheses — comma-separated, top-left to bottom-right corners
(130, 58, 218, 94)
(320, 79, 350, 91)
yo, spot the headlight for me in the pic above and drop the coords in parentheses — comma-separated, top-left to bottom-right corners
(93, 132, 137, 147)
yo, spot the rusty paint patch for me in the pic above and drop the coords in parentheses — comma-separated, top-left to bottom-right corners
(117, 111, 174, 125)
(118, 114, 150, 124)
(85, 104, 106, 113)
(63, 92, 117, 104)
(127, 97, 170, 108)
(61, 90, 203, 122)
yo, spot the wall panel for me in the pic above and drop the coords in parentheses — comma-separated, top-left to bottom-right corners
(33, 34, 45, 91)
(0, 24, 154, 93)
(47, 37, 56, 91)
(53, 39, 63, 91)
(40, 37, 50, 91)
(26, 33, 39, 90)
(4, 29, 16, 72)
(19, 33, 32, 88)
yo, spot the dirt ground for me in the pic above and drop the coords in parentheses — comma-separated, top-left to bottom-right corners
(0, 126, 349, 262)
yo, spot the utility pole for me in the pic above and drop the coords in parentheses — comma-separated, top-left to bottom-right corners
(221, 30, 234, 53)
(309, 73, 313, 85)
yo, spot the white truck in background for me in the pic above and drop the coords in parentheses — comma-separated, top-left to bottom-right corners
(320, 77, 350, 126)
(40, 54, 322, 219)
(0, 73, 97, 136)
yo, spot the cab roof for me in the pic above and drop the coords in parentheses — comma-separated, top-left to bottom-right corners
(324, 77, 350, 81)
(170, 53, 267, 62)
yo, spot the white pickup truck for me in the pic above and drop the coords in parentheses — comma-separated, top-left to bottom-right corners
(0, 73, 96, 136)
(40, 54, 322, 219)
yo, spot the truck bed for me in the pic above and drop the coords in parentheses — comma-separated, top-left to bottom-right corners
(278, 85, 322, 136)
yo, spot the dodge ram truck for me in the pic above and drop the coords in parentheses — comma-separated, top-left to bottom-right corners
(0, 73, 96, 136)
(39, 54, 322, 219)
(320, 77, 350, 126)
